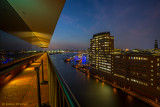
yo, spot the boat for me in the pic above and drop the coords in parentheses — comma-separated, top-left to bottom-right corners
(64, 58, 71, 62)
(76, 59, 82, 62)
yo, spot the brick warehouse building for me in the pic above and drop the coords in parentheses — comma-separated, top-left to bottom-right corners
(89, 32, 160, 102)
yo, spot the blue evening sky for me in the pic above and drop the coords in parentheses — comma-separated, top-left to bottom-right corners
(48, 0, 160, 50)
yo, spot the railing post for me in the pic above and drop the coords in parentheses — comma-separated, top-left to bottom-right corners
(41, 59, 48, 85)
(59, 86, 62, 107)
(63, 93, 65, 107)
(35, 67, 41, 107)
(41, 60, 44, 82)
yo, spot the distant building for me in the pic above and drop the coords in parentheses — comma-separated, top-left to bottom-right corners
(155, 39, 158, 49)
(89, 32, 160, 102)
(113, 54, 160, 101)
(89, 32, 114, 76)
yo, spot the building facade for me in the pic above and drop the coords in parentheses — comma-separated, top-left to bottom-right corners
(113, 54, 160, 101)
(89, 32, 160, 102)
(89, 32, 114, 76)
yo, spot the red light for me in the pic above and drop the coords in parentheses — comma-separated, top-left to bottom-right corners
(23, 65, 27, 69)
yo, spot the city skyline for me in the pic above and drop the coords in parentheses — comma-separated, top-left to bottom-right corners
(89, 32, 160, 104)
(0, 0, 160, 106)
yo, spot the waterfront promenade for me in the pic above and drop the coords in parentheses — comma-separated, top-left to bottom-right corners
(0, 53, 49, 107)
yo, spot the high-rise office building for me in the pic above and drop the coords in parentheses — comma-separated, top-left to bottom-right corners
(89, 32, 114, 77)
(89, 32, 160, 102)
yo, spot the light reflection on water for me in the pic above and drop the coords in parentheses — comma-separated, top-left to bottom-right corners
(50, 53, 151, 107)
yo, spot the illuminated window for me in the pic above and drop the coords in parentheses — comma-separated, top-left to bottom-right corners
(151, 74, 153, 76)
(151, 65, 153, 67)
(157, 87, 160, 90)
(115, 56, 120, 58)
(151, 79, 153, 81)
(142, 57, 148, 60)
(157, 58, 160, 62)
(151, 70, 153, 72)
(151, 61, 153, 63)
(151, 83, 153, 85)
(157, 63, 159, 66)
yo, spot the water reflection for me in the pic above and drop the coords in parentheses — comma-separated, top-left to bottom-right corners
(96, 79, 99, 82)
(102, 82, 105, 85)
(51, 53, 151, 107)
(127, 95, 133, 102)
(87, 74, 90, 79)
(113, 88, 117, 94)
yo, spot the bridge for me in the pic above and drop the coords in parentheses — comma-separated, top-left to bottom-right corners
(0, 0, 80, 107)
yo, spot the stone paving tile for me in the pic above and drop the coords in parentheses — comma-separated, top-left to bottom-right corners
(0, 53, 49, 107)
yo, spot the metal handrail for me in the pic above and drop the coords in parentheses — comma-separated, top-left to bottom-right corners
(48, 54, 80, 107)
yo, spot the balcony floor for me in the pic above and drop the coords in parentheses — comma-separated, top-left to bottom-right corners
(0, 53, 49, 107)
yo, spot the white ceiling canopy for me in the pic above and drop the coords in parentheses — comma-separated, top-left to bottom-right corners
(0, 0, 66, 48)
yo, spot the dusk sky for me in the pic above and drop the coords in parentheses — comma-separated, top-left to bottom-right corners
(1, 0, 160, 50)
(48, 0, 160, 50)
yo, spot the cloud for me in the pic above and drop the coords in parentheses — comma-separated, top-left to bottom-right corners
(51, 0, 160, 49)
(86, 0, 160, 49)
(61, 14, 79, 24)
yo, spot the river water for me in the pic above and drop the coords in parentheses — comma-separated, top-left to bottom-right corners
(50, 53, 150, 107)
